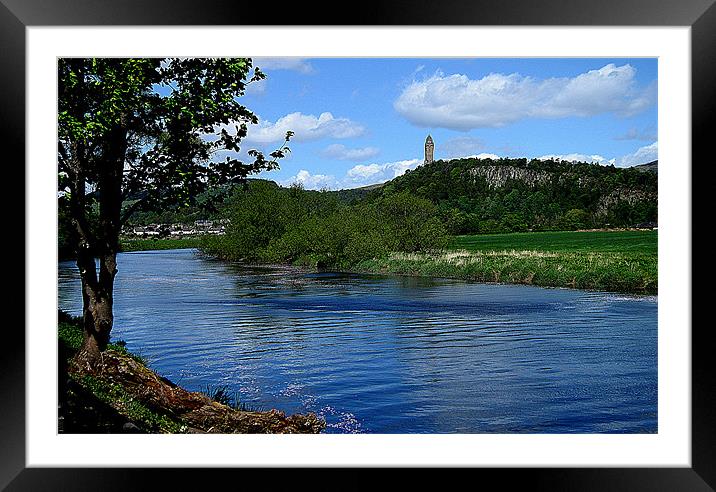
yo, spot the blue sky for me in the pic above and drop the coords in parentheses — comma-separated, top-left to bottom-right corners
(222, 57, 657, 190)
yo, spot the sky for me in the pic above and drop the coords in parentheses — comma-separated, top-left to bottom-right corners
(218, 57, 658, 190)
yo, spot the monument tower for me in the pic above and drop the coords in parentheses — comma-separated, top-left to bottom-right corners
(424, 135, 434, 164)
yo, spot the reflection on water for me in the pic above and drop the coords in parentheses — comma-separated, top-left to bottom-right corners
(58, 249, 657, 433)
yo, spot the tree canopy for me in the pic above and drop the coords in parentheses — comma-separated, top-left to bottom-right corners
(378, 157, 657, 234)
(59, 58, 291, 226)
(58, 57, 290, 362)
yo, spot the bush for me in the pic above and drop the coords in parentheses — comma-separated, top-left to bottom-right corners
(200, 185, 448, 268)
(558, 208, 591, 230)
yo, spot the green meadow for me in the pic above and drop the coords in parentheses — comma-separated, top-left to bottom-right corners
(356, 230, 657, 294)
(450, 230, 657, 254)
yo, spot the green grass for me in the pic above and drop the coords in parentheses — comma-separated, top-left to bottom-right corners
(58, 311, 263, 433)
(119, 237, 201, 252)
(77, 374, 186, 433)
(202, 385, 259, 412)
(356, 230, 657, 294)
(58, 312, 147, 364)
(450, 230, 657, 254)
(58, 311, 177, 432)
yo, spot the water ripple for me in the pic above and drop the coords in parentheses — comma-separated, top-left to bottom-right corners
(58, 249, 657, 433)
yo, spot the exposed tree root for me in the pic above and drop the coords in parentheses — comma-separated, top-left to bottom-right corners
(68, 349, 325, 434)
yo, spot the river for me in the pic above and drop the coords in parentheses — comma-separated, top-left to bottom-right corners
(58, 248, 657, 433)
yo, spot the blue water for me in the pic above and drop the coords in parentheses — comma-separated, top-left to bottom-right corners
(58, 249, 658, 433)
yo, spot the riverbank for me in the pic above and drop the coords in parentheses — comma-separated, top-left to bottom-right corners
(124, 231, 657, 294)
(58, 311, 325, 434)
(314, 230, 657, 294)
(354, 249, 656, 294)
(352, 230, 657, 294)
(119, 237, 202, 252)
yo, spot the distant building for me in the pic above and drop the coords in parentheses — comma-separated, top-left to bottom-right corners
(424, 135, 434, 164)
(195, 219, 213, 228)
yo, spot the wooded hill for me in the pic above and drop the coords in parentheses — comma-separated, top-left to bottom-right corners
(371, 157, 658, 234)
(112, 157, 658, 236)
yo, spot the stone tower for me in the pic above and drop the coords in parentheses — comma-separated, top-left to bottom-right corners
(424, 135, 434, 164)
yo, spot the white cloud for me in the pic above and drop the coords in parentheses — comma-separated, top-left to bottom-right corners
(320, 144, 380, 161)
(538, 153, 616, 165)
(466, 153, 500, 160)
(243, 112, 365, 144)
(244, 58, 311, 95)
(537, 141, 658, 168)
(346, 159, 421, 187)
(394, 64, 655, 130)
(252, 57, 313, 74)
(616, 141, 658, 167)
(283, 158, 422, 191)
(283, 170, 340, 190)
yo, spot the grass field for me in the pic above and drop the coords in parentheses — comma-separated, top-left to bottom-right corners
(356, 230, 657, 294)
(450, 230, 657, 254)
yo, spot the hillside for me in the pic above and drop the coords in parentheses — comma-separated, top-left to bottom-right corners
(372, 157, 657, 234)
(108, 158, 657, 238)
(633, 160, 658, 173)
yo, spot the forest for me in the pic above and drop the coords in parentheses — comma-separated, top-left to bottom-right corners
(376, 156, 658, 234)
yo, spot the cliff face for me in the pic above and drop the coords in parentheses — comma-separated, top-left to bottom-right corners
(384, 156, 658, 230)
(468, 164, 657, 217)
(469, 165, 551, 189)
(468, 165, 601, 189)
(596, 188, 657, 216)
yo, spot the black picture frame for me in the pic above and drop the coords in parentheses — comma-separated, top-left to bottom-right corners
(5, 0, 714, 488)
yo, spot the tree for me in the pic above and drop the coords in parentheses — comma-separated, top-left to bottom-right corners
(58, 58, 291, 367)
(559, 208, 590, 230)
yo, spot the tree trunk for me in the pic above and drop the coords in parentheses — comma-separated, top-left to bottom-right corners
(67, 109, 127, 370)
(74, 248, 118, 369)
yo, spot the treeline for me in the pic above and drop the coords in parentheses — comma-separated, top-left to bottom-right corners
(60, 157, 658, 261)
(376, 157, 658, 234)
(123, 181, 370, 227)
(58, 179, 369, 261)
(200, 181, 447, 268)
(123, 187, 231, 226)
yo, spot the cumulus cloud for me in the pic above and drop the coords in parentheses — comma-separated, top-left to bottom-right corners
(466, 153, 500, 160)
(283, 158, 422, 190)
(538, 153, 616, 165)
(320, 144, 380, 161)
(283, 170, 340, 190)
(346, 159, 421, 186)
(616, 141, 658, 167)
(537, 141, 657, 168)
(252, 57, 313, 74)
(243, 112, 365, 144)
(394, 64, 655, 130)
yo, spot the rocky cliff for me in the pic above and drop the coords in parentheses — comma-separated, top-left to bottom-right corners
(468, 165, 551, 189)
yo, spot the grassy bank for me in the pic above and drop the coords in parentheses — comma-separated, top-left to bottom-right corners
(450, 230, 657, 254)
(58, 311, 324, 433)
(355, 231, 657, 294)
(58, 312, 183, 433)
(119, 237, 201, 252)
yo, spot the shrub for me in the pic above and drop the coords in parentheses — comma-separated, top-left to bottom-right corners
(200, 185, 448, 268)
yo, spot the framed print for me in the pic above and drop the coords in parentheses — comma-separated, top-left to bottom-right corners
(6, 0, 715, 488)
